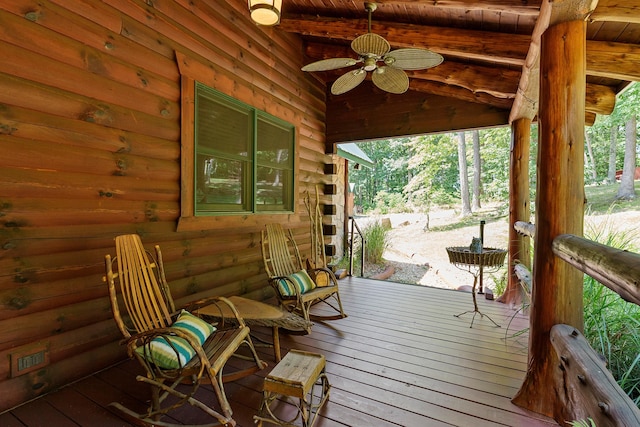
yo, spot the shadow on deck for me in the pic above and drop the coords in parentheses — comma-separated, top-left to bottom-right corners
(1, 277, 558, 426)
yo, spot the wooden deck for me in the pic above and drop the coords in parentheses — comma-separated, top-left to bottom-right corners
(0, 277, 558, 426)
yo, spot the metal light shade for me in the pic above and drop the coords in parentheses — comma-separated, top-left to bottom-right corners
(249, 0, 282, 26)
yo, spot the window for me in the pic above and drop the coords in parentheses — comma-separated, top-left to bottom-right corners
(193, 83, 294, 215)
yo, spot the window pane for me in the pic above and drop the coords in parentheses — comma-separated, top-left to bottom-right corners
(257, 116, 294, 211)
(192, 83, 294, 216)
(257, 165, 291, 209)
(197, 90, 251, 158)
(195, 85, 252, 214)
(196, 154, 250, 212)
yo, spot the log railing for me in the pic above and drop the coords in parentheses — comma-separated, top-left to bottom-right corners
(552, 234, 640, 306)
(514, 220, 536, 238)
(512, 221, 640, 425)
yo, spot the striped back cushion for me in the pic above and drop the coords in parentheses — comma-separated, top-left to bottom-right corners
(136, 310, 215, 369)
(172, 310, 215, 343)
(277, 269, 316, 296)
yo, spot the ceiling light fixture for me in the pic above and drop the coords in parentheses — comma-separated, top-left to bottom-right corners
(248, 0, 282, 26)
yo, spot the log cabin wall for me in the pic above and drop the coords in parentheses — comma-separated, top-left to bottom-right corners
(0, 0, 332, 410)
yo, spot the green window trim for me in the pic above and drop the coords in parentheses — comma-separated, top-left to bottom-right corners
(176, 66, 297, 232)
(193, 82, 295, 216)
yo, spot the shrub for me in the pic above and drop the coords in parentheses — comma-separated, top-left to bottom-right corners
(362, 220, 389, 264)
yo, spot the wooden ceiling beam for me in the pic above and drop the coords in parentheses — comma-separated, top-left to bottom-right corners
(279, 16, 529, 66)
(408, 80, 514, 109)
(312, 70, 514, 109)
(586, 40, 640, 81)
(374, 0, 542, 15)
(407, 65, 518, 99)
(585, 83, 616, 115)
(590, 0, 640, 23)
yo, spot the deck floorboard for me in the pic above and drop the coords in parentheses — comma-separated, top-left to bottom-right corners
(3, 277, 557, 426)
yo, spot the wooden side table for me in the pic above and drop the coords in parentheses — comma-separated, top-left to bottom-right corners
(196, 296, 311, 361)
(254, 350, 330, 427)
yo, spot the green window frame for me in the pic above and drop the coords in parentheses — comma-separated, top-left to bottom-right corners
(194, 82, 295, 215)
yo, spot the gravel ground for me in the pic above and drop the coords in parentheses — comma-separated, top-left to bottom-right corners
(361, 209, 509, 292)
(359, 206, 640, 293)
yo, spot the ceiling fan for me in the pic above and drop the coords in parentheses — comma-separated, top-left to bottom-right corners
(301, 2, 444, 95)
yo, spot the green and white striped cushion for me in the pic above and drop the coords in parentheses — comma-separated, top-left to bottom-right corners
(277, 269, 316, 296)
(173, 310, 215, 343)
(139, 335, 195, 369)
(136, 310, 216, 370)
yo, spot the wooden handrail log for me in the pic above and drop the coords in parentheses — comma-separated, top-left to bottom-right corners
(514, 221, 535, 238)
(551, 324, 640, 426)
(514, 263, 532, 293)
(553, 234, 640, 306)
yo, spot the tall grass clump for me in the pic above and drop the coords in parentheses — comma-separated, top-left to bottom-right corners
(362, 220, 390, 264)
(583, 217, 640, 405)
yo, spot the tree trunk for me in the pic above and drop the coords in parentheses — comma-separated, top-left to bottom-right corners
(607, 125, 618, 184)
(472, 130, 482, 211)
(584, 129, 597, 182)
(457, 131, 472, 217)
(616, 117, 637, 200)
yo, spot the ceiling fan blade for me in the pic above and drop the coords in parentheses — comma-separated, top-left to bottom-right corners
(301, 58, 359, 72)
(371, 66, 409, 94)
(383, 48, 444, 70)
(331, 69, 367, 95)
(351, 33, 390, 57)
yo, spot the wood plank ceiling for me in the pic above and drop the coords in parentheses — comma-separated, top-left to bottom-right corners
(277, 0, 640, 128)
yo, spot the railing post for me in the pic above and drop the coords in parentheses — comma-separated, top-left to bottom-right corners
(347, 216, 365, 277)
(349, 217, 355, 277)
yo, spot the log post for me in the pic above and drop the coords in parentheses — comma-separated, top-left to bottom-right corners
(499, 118, 531, 306)
(512, 19, 587, 424)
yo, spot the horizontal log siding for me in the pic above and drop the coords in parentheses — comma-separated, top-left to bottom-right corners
(0, 0, 327, 411)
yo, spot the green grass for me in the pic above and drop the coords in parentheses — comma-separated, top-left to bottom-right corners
(585, 182, 640, 214)
(583, 217, 640, 406)
(429, 205, 508, 232)
(414, 181, 638, 233)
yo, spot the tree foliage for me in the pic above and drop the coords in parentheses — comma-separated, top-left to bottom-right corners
(349, 83, 638, 214)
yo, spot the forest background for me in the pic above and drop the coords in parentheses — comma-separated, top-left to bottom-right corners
(349, 83, 639, 217)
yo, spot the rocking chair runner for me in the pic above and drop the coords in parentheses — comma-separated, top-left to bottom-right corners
(104, 234, 267, 427)
(261, 223, 347, 327)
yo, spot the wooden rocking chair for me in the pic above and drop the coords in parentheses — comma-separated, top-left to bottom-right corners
(104, 234, 267, 427)
(261, 223, 346, 328)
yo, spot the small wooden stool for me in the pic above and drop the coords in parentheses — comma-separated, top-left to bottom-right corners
(254, 350, 330, 427)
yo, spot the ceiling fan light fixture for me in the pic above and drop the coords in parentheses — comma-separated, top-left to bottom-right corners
(363, 57, 377, 72)
(248, 0, 282, 26)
